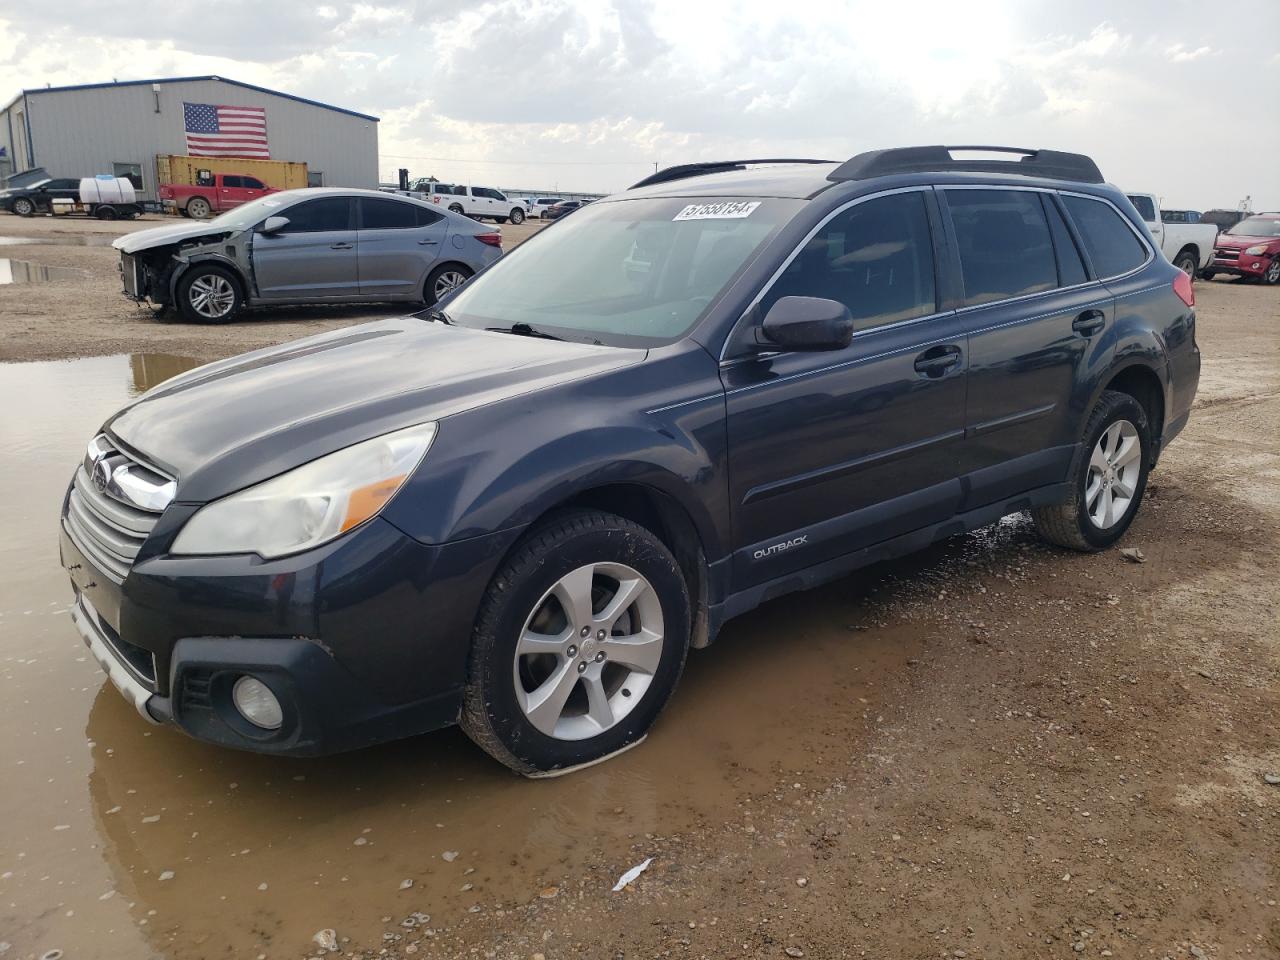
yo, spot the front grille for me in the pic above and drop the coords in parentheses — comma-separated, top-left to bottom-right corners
(64, 437, 172, 582)
(1214, 248, 1239, 261)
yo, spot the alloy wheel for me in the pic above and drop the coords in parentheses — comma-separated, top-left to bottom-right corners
(433, 270, 468, 299)
(513, 562, 664, 741)
(1267, 260, 1280, 284)
(188, 274, 235, 319)
(1085, 419, 1141, 529)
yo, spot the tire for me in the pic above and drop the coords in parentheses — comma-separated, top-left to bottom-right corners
(423, 263, 473, 305)
(495, 217, 508, 224)
(1265, 259, 1280, 286)
(12, 196, 35, 217)
(175, 264, 243, 323)
(1200, 269, 1216, 281)
(448, 203, 464, 215)
(1173, 250, 1197, 278)
(1032, 390, 1151, 552)
(460, 509, 691, 775)
(509, 207, 525, 225)
(96, 205, 119, 221)
(186, 197, 212, 220)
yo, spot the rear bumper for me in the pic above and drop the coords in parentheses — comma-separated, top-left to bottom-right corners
(59, 512, 522, 756)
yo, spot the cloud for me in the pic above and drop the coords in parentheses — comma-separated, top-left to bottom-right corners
(1165, 43, 1215, 62)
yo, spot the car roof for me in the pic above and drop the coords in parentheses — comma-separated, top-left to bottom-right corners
(274, 186, 436, 207)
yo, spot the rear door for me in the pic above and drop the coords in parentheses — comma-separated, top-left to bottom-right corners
(722, 188, 970, 586)
(942, 187, 1113, 509)
(251, 195, 359, 300)
(356, 197, 448, 298)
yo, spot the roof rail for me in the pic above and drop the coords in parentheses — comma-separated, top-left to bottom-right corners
(630, 158, 834, 190)
(828, 146, 1104, 184)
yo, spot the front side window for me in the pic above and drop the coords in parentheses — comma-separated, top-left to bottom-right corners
(947, 189, 1057, 306)
(279, 197, 352, 233)
(439, 196, 803, 347)
(243, 177, 266, 190)
(1062, 196, 1149, 278)
(759, 191, 937, 331)
(360, 197, 417, 229)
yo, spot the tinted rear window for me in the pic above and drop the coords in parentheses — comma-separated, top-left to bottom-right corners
(947, 189, 1057, 306)
(1063, 197, 1149, 278)
(361, 197, 418, 229)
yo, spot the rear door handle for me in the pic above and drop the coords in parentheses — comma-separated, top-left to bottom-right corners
(913, 345, 962, 377)
(330, 242, 353, 250)
(418, 238, 438, 245)
(1072, 309, 1106, 336)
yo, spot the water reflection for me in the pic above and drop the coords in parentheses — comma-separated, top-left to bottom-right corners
(0, 257, 87, 284)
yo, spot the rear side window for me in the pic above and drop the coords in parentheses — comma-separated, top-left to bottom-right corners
(1044, 197, 1089, 286)
(360, 197, 417, 229)
(947, 189, 1057, 306)
(1063, 196, 1149, 278)
(280, 197, 352, 233)
(415, 205, 443, 227)
(761, 191, 936, 331)
(1126, 194, 1156, 222)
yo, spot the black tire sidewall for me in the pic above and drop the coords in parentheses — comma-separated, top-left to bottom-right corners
(1072, 394, 1151, 549)
(510, 208, 524, 224)
(473, 519, 690, 772)
(423, 264, 472, 306)
(1174, 253, 1196, 276)
(175, 264, 242, 324)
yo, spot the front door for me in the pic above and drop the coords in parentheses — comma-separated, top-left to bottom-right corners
(251, 196, 359, 300)
(356, 196, 448, 298)
(941, 187, 1114, 509)
(722, 189, 969, 587)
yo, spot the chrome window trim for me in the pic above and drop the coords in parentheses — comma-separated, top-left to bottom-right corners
(718, 185, 936, 363)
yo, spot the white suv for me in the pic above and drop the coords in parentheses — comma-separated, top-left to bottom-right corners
(426, 183, 526, 224)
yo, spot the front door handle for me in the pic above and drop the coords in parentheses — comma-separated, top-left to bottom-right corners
(418, 238, 438, 245)
(1072, 309, 1106, 336)
(913, 345, 962, 378)
(330, 242, 353, 250)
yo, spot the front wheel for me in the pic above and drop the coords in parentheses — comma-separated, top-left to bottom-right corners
(509, 207, 525, 225)
(175, 264, 243, 323)
(1032, 390, 1151, 551)
(461, 510, 691, 775)
(12, 196, 35, 217)
(1265, 258, 1280, 286)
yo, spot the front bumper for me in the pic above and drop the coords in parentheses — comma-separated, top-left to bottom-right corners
(1207, 251, 1273, 278)
(60, 512, 522, 756)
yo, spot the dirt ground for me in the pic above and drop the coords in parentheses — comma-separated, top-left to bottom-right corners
(0, 214, 1277, 960)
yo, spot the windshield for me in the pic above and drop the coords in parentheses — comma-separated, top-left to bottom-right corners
(206, 193, 293, 231)
(1227, 217, 1280, 238)
(437, 196, 802, 347)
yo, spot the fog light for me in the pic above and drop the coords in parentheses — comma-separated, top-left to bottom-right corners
(232, 676, 282, 730)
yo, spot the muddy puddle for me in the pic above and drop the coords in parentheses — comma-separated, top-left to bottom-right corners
(0, 258, 87, 284)
(0, 234, 118, 247)
(1, 352, 1029, 958)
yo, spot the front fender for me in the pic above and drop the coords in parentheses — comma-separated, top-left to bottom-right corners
(168, 250, 250, 303)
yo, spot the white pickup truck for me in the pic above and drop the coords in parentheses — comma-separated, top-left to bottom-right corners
(1125, 192, 1218, 278)
(403, 181, 527, 224)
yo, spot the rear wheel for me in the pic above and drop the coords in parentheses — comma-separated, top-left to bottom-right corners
(423, 263, 472, 305)
(461, 510, 690, 775)
(96, 205, 119, 221)
(1033, 390, 1151, 551)
(1173, 250, 1197, 278)
(12, 196, 35, 217)
(187, 197, 212, 219)
(448, 203, 464, 215)
(1200, 269, 1216, 281)
(176, 264, 242, 323)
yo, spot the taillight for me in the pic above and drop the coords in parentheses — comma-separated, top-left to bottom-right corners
(1173, 270, 1195, 307)
(476, 233, 502, 248)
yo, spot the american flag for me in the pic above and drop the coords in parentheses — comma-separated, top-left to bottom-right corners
(183, 102, 270, 159)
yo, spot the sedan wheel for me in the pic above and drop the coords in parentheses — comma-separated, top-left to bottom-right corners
(514, 562, 664, 741)
(430, 267, 470, 302)
(188, 274, 236, 319)
(13, 197, 35, 217)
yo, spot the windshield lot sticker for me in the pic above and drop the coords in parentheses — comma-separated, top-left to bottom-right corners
(673, 200, 761, 221)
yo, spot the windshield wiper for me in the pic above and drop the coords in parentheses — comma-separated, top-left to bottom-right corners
(486, 322, 565, 341)
(423, 308, 453, 325)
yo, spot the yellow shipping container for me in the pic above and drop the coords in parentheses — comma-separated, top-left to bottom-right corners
(155, 154, 309, 191)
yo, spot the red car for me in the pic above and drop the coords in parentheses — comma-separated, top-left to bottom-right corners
(158, 173, 276, 220)
(1203, 213, 1280, 285)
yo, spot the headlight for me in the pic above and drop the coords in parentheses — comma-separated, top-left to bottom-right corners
(171, 422, 437, 558)
(1243, 245, 1269, 256)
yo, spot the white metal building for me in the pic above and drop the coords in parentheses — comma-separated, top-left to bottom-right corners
(0, 76, 379, 200)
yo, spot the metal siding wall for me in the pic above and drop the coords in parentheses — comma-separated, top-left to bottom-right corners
(22, 80, 378, 200)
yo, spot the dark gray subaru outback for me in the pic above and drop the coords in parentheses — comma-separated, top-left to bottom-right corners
(60, 146, 1200, 774)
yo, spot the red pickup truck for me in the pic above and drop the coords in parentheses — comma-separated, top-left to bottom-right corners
(159, 174, 276, 219)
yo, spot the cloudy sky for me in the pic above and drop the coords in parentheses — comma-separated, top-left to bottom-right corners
(1, 0, 1275, 207)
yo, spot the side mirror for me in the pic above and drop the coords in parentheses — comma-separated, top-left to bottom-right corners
(756, 296, 853, 352)
(260, 215, 290, 235)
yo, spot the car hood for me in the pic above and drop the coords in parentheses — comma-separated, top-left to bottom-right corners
(1217, 231, 1280, 249)
(107, 317, 642, 503)
(113, 221, 237, 254)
